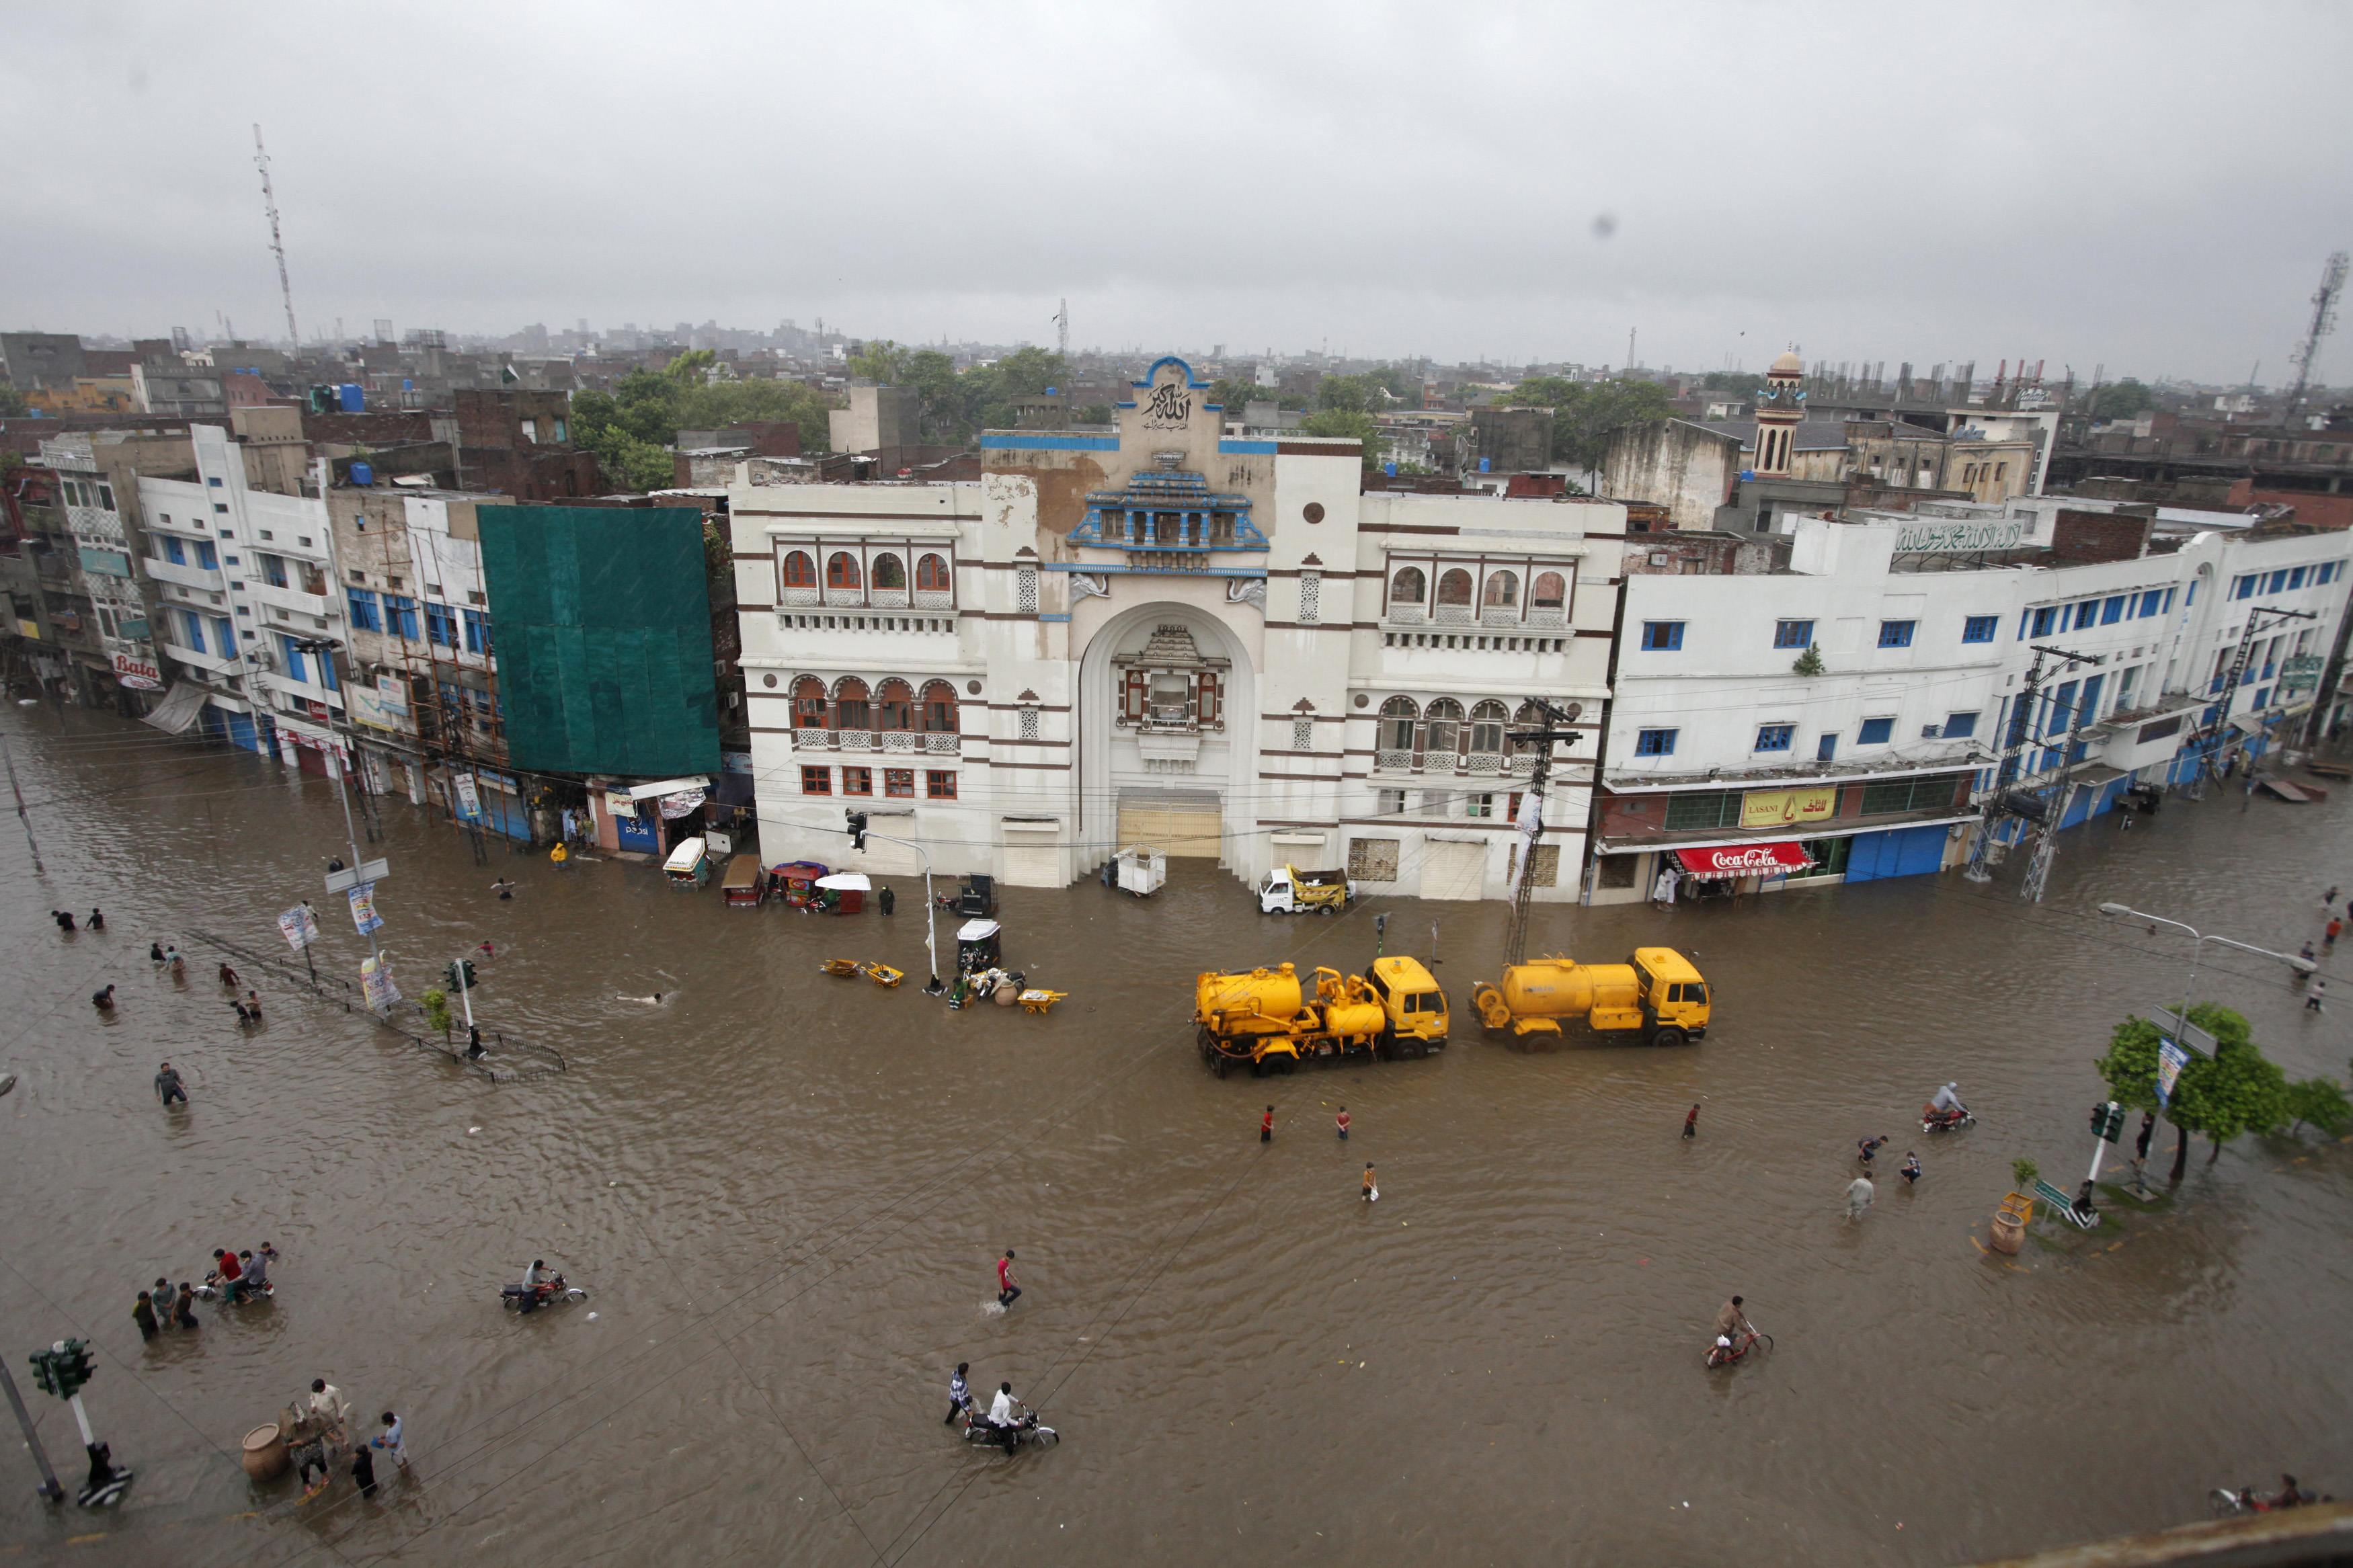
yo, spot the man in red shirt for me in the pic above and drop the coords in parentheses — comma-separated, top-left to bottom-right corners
(996, 1249, 1021, 1309)
(1261, 1106, 1275, 1143)
(212, 1247, 245, 1304)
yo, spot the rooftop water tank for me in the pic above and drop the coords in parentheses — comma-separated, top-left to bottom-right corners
(348, 461, 374, 487)
(337, 382, 365, 413)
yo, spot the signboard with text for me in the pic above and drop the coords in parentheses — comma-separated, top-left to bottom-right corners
(348, 881, 384, 935)
(1741, 786, 1838, 830)
(1894, 520, 2027, 554)
(278, 904, 319, 951)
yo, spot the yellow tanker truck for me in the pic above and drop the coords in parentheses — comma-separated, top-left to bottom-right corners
(1470, 947, 1710, 1047)
(1193, 956, 1448, 1075)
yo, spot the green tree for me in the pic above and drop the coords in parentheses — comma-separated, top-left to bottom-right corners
(1494, 376, 1672, 470)
(422, 988, 453, 1038)
(1701, 371, 1765, 395)
(0, 385, 29, 417)
(2282, 1075, 2353, 1136)
(675, 378, 834, 454)
(2089, 378, 2156, 421)
(1301, 409, 1385, 468)
(2097, 1006, 2290, 1180)
(586, 425, 674, 492)
(846, 339, 911, 385)
(1075, 403, 1113, 425)
(1316, 373, 1390, 415)
(961, 347, 1068, 433)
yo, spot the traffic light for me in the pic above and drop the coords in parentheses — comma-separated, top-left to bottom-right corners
(2090, 1102, 2124, 1142)
(30, 1339, 93, 1400)
(444, 959, 477, 991)
(2089, 1103, 2107, 1137)
(845, 810, 868, 852)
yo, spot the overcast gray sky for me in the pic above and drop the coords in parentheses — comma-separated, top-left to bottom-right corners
(6, 3, 2349, 384)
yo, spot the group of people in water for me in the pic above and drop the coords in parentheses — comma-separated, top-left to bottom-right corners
(131, 1243, 276, 1336)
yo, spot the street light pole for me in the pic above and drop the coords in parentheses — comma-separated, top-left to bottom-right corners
(858, 827, 942, 993)
(294, 638, 376, 963)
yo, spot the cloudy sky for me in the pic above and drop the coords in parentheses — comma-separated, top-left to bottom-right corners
(6, 3, 2348, 384)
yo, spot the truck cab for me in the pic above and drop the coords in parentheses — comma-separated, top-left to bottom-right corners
(1630, 946, 1710, 1045)
(1259, 864, 1356, 915)
(1365, 956, 1447, 1057)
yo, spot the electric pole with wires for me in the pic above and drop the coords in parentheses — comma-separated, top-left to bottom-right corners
(1502, 697, 1585, 968)
(1965, 642, 2097, 891)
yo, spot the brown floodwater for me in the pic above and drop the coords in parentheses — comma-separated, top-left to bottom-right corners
(3, 702, 2350, 1568)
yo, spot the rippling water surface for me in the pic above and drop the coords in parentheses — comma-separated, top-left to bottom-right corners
(2, 703, 2349, 1567)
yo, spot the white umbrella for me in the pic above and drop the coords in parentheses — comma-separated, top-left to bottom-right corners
(814, 872, 873, 891)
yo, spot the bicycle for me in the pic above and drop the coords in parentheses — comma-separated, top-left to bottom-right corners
(1706, 1326, 1772, 1369)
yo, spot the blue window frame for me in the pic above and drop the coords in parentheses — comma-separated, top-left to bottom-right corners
(346, 588, 381, 632)
(1944, 711, 1979, 738)
(2046, 680, 2079, 736)
(2030, 606, 2058, 636)
(462, 608, 493, 656)
(2081, 673, 2104, 719)
(195, 540, 217, 570)
(179, 609, 206, 648)
(1817, 733, 1838, 761)
(1773, 619, 1814, 649)
(2254, 686, 2270, 709)
(1961, 614, 1998, 643)
(1634, 728, 1677, 756)
(260, 554, 288, 588)
(1640, 621, 1685, 651)
(1877, 620, 1916, 648)
(2290, 566, 2308, 589)
(384, 595, 419, 641)
(161, 535, 186, 565)
(1754, 723, 1794, 752)
(206, 476, 223, 487)
(1858, 716, 1895, 745)
(212, 618, 235, 658)
(278, 634, 308, 683)
(2073, 601, 2101, 630)
(2268, 569, 2290, 593)
(425, 603, 458, 647)
(2135, 589, 2158, 618)
(2101, 595, 2126, 624)
(2232, 575, 2255, 600)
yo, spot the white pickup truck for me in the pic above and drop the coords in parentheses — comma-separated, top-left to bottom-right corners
(1258, 864, 1357, 915)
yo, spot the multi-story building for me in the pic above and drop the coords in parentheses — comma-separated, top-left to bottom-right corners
(134, 423, 347, 764)
(34, 435, 165, 710)
(731, 355, 1626, 901)
(1587, 509, 2353, 903)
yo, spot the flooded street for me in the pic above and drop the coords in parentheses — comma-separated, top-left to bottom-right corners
(3, 702, 2350, 1568)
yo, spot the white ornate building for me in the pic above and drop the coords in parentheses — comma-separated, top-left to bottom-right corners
(729, 356, 1630, 901)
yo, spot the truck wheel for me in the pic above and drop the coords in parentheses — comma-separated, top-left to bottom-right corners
(1213, 1055, 1230, 1079)
(1650, 1026, 1687, 1048)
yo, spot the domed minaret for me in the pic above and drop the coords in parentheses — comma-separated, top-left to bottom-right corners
(1752, 349, 1806, 478)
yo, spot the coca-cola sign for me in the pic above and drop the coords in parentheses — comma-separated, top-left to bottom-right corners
(1678, 841, 1810, 877)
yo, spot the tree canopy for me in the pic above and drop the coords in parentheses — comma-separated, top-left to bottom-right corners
(1497, 376, 1673, 470)
(2096, 1005, 2309, 1178)
(1701, 371, 1766, 395)
(1300, 408, 1386, 468)
(569, 348, 834, 490)
(2089, 378, 2157, 421)
(848, 342, 1072, 443)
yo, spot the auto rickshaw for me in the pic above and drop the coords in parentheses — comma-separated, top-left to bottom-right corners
(721, 854, 767, 908)
(664, 839, 711, 889)
(774, 861, 831, 909)
(955, 918, 1003, 973)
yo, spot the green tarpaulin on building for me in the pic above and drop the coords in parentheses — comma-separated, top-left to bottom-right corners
(475, 505, 721, 778)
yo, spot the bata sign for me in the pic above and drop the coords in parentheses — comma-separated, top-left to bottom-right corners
(1894, 520, 2026, 554)
(1675, 842, 1812, 878)
(112, 651, 162, 690)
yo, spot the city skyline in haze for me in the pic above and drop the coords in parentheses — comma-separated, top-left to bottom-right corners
(5, 3, 2349, 388)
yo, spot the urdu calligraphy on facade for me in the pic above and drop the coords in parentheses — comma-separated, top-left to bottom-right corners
(1140, 381, 1191, 429)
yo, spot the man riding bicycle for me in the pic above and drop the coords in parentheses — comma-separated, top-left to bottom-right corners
(1712, 1295, 1755, 1358)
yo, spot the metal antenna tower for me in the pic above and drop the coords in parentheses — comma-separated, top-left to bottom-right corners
(2282, 251, 2347, 430)
(253, 124, 299, 348)
(1055, 298, 1068, 360)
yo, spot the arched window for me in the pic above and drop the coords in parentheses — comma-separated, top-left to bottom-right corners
(1531, 571, 1566, 610)
(1482, 570, 1519, 609)
(1512, 700, 1544, 727)
(833, 676, 871, 731)
(1390, 566, 1426, 608)
(876, 678, 914, 731)
(871, 552, 906, 590)
(916, 553, 951, 592)
(1436, 569, 1474, 606)
(826, 551, 861, 591)
(791, 675, 827, 728)
(1424, 697, 1464, 757)
(781, 550, 816, 589)
(1470, 700, 1509, 755)
(920, 679, 959, 733)
(1378, 696, 1418, 752)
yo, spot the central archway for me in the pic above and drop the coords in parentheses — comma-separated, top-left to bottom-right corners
(1076, 600, 1257, 871)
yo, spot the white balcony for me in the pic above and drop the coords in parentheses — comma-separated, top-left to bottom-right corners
(251, 579, 334, 621)
(161, 639, 235, 675)
(147, 557, 225, 592)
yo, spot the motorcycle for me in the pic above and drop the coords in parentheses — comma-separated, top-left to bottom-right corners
(194, 1274, 274, 1305)
(500, 1276, 587, 1314)
(2211, 1483, 2320, 1516)
(1921, 1105, 1975, 1133)
(959, 1411, 1059, 1452)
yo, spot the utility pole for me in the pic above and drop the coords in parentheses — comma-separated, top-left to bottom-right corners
(0, 1359, 64, 1503)
(2280, 251, 2346, 431)
(1055, 299, 1069, 361)
(2198, 605, 2317, 786)
(1966, 643, 2098, 891)
(2, 734, 40, 876)
(251, 125, 299, 349)
(1502, 697, 1586, 968)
